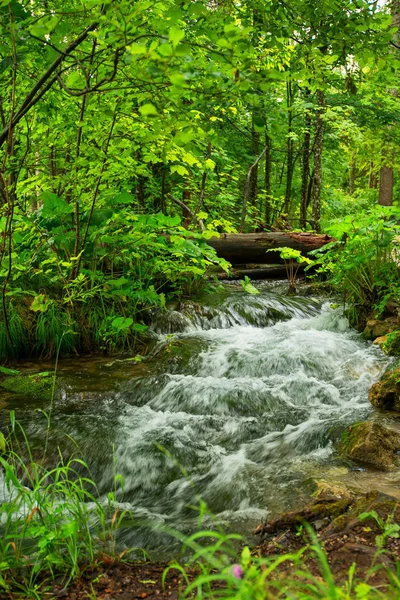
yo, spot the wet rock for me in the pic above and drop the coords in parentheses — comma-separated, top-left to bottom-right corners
(1, 372, 55, 399)
(364, 318, 398, 341)
(339, 421, 400, 470)
(373, 335, 388, 349)
(369, 369, 400, 411)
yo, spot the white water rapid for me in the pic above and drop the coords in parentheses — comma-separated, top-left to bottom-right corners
(0, 281, 392, 551)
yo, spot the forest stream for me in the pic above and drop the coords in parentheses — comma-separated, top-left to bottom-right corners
(0, 281, 395, 557)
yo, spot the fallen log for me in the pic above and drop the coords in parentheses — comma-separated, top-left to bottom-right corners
(206, 232, 334, 265)
(215, 265, 304, 280)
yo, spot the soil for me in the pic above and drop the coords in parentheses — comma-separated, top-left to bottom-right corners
(255, 489, 400, 590)
(0, 562, 190, 600)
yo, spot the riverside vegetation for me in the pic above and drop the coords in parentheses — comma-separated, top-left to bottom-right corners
(2, 0, 400, 598)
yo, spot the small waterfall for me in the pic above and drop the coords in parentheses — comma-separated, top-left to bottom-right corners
(0, 283, 392, 551)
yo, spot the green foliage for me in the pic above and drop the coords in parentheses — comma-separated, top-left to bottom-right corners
(240, 276, 260, 295)
(0, 414, 129, 594)
(269, 247, 313, 293)
(359, 511, 400, 551)
(311, 207, 400, 326)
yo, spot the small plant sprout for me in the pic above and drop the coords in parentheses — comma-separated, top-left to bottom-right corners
(268, 247, 313, 293)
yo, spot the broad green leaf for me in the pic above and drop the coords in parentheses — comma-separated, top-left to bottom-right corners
(169, 26, 185, 47)
(31, 294, 52, 312)
(41, 192, 73, 217)
(139, 103, 158, 117)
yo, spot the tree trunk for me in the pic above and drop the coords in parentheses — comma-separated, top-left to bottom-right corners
(377, 1, 400, 206)
(349, 152, 356, 195)
(207, 231, 334, 265)
(369, 163, 377, 189)
(379, 165, 394, 206)
(264, 129, 272, 226)
(311, 91, 324, 233)
(284, 80, 294, 214)
(300, 90, 311, 229)
(249, 112, 260, 207)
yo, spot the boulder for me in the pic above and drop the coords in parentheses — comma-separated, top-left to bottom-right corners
(364, 318, 397, 341)
(372, 335, 388, 349)
(339, 421, 400, 470)
(369, 369, 400, 411)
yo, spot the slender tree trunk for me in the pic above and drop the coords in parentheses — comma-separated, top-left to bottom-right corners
(349, 152, 356, 195)
(379, 165, 394, 206)
(369, 163, 377, 189)
(300, 90, 311, 229)
(161, 165, 166, 214)
(264, 129, 272, 226)
(196, 142, 212, 216)
(284, 81, 294, 214)
(311, 91, 324, 233)
(240, 145, 269, 232)
(249, 112, 260, 207)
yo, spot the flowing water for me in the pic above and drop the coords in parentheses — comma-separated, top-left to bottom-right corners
(0, 281, 393, 553)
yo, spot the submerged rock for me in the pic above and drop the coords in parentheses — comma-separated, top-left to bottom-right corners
(339, 421, 400, 470)
(369, 368, 400, 411)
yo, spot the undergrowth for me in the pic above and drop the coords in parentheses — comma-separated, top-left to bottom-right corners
(310, 206, 400, 328)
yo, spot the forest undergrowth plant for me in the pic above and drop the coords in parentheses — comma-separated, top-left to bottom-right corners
(164, 521, 398, 599)
(267, 247, 313, 293)
(0, 412, 130, 596)
(0, 208, 230, 360)
(310, 208, 400, 327)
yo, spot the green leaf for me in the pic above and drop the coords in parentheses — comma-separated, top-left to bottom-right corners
(111, 317, 133, 332)
(169, 26, 185, 47)
(241, 276, 260, 295)
(0, 432, 6, 452)
(30, 294, 52, 312)
(0, 366, 20, 376)
(41, 192, 73, 217)
(139, 103, 158, 117)
(170, 164, 189, 176)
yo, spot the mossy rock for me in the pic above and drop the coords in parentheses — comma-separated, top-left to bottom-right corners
(363, 317, 398, 341)
(369, 368, 400, 411)
(339, 421, 400, 470)
(1, 373, 55, 399)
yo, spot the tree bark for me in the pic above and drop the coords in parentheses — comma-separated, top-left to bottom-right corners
(349, 152, 356, 195)
(379, 165, 394, 206)
(207, 231, 334, 265)
(249, 112, 260, 206)
(264, 129, 272, 225)
(311, 91, 324, 233)
(300, 90, 311, 229)
(284, 80, 294, 214)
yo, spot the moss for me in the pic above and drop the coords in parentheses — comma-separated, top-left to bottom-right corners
(339, 421, 400, 470)
(1, 373, 55, 399)
(369, 368, 400, 411)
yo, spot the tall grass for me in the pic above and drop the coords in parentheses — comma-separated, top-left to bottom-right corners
(35, 306, 78, 358)
(0, 413, 128, 597)
(165, 523, 400, 599)
(0, 302, 28, 360)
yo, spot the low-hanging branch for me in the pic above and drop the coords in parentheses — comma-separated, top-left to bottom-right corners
(167, 194, 205, 231)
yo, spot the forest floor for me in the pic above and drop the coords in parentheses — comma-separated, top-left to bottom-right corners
(1, 493, 400, 598)
(255, 488, 400, 591)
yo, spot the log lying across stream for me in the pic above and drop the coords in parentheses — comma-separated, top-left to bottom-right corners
(206, 232, 334, 265)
